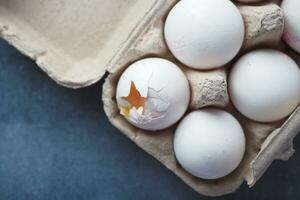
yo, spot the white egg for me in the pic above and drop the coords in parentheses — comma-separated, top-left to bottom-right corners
(164, 0, 244, 70)
(229, 49, 300, 122)
(116, 58, 190, 131)
(282, 0, 300, 53)
(174, 108, 246, 180)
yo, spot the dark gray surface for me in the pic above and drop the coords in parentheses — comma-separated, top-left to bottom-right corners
(0, 39, 299, 200)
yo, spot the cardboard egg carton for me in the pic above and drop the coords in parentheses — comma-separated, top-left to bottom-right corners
(0, 0, 299, 196)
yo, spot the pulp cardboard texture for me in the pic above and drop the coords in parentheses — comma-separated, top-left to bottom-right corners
(0, 0, 157, 88)
(0, 0, 299, 197)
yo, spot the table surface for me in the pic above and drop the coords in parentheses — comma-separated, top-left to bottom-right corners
(0, 39, 299, 200)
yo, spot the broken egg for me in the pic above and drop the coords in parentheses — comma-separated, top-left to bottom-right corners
(229, 49, 300, 122)
(116, 58, 190, 131)
(174, 108, 246, 180)
(164, 0, 244, 69)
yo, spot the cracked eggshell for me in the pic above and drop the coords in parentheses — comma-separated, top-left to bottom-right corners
(282, 0, 300, 53)
(174, 108, 246, 180)
(164, 0, 244, 69)
(116, 58, 190, 131)
(229, 49, 300, 122)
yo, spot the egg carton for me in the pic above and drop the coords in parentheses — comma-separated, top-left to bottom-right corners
(0, 0, 299, 197)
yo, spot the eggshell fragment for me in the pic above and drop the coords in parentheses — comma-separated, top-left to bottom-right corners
(282, 0, 300, 53)
(174, 108, 246, 180)
(229, 49, 300, 122)
(116, 58, 190, 131)
(164, 0, 244, 69)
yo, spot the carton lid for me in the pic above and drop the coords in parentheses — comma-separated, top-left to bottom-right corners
(0, 0, 161, 88)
